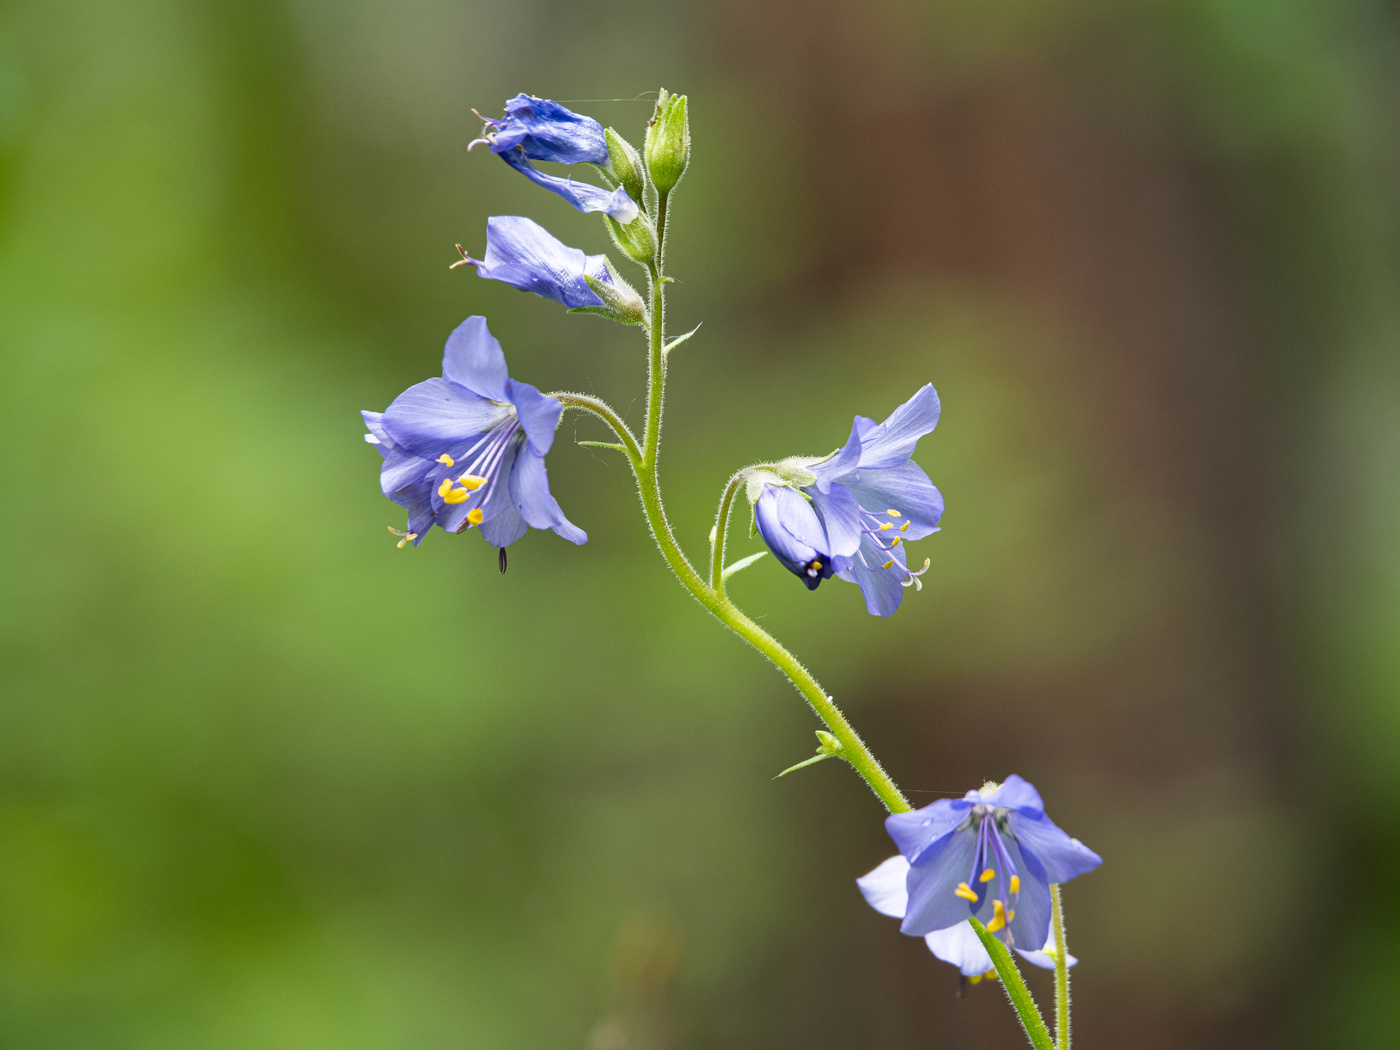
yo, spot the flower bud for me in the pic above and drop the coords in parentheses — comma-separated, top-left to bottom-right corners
(644, 89, 689, 195)
(605, 128, 647, 211)
(605, 212, 657, 265)
(577, 261, 648, 325)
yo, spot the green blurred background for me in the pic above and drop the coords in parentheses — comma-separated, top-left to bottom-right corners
(2, 0, 1398, 1046)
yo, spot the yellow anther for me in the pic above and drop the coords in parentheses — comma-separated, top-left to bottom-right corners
(891, 537, 902, 547)
(979, 868, 996, 883)
(437, 453, 455, 466)
(1010, 875, 1020, 893)
(437, 477, 454, 497)
(1008, 909, 1016, 922)
(986, 900, 1007, 932)
(954, 882, 979, 902)
(984, 968, 999, 981)
(442, 486, 470, 504)
(457, 474, 487, 490)
(879, 522, 893, 531)
(466, 507, 484, 525)
(387, 526, 418, 549)
(881, 559, 894, 569)
(887, 509, 901, 517)
(900, 520, 909, 532)
(968, 974, 983, 985)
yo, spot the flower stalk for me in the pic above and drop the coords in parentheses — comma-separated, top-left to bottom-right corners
(1051, 884, 1070, 1050)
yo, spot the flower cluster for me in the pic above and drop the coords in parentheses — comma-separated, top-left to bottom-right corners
(858, 776, 1100, 981)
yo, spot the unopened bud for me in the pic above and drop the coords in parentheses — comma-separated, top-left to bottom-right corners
(644, 89, 689, 195)
(605, 128, 646, 212)
(605, 212, 657, 265)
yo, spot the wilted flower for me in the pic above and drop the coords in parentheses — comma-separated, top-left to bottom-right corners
(751, 385, 944, 616)
(472, 95, 639, 223)
(456, 216, 611, 310)
(362, 316, 586, 550)
(881, 776, 1101, 951)
(858, 854, 1077, 978)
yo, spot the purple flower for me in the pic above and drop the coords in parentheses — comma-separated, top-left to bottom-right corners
(473, 94, 608, 165)
(362, 316, 586, 550)
(752, 385, 944, 616)
(458, 216, 610, 310)
(471, 95, 638, 223)
(880, 776, 1101, 951)
(858, 855, 1077, 978)
(752, 481, 837, 589)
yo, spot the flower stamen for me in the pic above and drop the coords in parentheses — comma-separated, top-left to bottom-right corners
(437, 453, 455, 466)
(986, 900, 1008, 932)
(387, 526, 418, 549)
(886, 509, 901, 517)
(954, 882, 979, 902)
(979, 868, 996, 883)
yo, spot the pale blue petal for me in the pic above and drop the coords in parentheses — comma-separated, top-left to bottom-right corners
(442, 316, 510, 400)
(838, 462, 944, 540)
(857, 855, 910, 919)
(509, 447, 586, 545)
(506, 379, 563, 455)
(500, 150, 639, 222)
(857, 384, 941, 469)
(809, 484, 861, 558)
(924, 921, 994, 976)
(885, 798, 974, 861)
(808, 419, 862, 492)
(902, 827, 980, 936)
(981, 775, 1044, 816)
(382, 377, 511, 458)
(1007, 811, 1102, 884)
(478, 498, 529, 548)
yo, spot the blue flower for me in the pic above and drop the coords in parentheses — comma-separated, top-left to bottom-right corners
(362, 316, 586, 550)
(753, 384, 944, 616)
(457, 216, 610, 310)
(752, 480, 837, 590)
(858, 855, 1077, 978)
(474, 94, 608, 165)
(472, 95, 639, 223)
(880, 776, 1102, 951)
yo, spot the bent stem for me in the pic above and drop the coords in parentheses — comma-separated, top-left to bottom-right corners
(1051, 884, 1070, 1050)
(555, 150, 1052, 1050)
(970, 919, 1056, 1050)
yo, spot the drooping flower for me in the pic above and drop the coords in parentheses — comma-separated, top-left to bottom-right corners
(751, 477, 837, 590)
(471, 95, 639, 223)
(880, 776, 1101, 951)
(473, 94, 609, 165)
(858, 854, 1077, 978)
(362, 316, 586, 550)
(752, 385, 944, 616)
(457, 216, 610, 309)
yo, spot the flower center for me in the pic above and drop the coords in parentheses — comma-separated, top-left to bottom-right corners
(434, 413, 521, 530)
(852, 507, 933, 588)
(952, 806, 1024, 945)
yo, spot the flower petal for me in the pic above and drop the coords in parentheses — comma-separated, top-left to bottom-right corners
(1002, 837, 1053, 951)
(1016, 942, 1079, 970)
(924, 921, 994, 976)
(885, 797, 974, 862)
(857, 384, 941, 469)
(382, 377, 511, 458)
(509, 447, 587, 545)
(982, 775, 1044, 816)
(479, 498, 529, 548)
(442, 316, 510, 400)
(838, 462, 944, 540)
(809, 483, 861, 558)
(901, 826, 980, 936)
(506, 379, 563, 456)
(500, 150, 639, 223)
(1007, 811, 1103, 885)
(857, 855, 910, 919)
(834, 532, 907, 617)
(808, 419, 863, 492)
(754, 484, 832, 583)
(489, 95, 608, 165)
(470, 216, 608, 309)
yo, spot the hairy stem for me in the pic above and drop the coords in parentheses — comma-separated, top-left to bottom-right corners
(970, 919, 1056, 1050)
(710, 471, 745, 594)
(1051, 884, 1070, 1050)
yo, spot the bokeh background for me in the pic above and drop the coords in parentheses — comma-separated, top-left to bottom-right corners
(3, 0, 1399, 1046)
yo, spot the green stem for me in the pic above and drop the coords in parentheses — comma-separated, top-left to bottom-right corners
(970, 919, 1056, 1050)
(1051, 884, 1070, 1050)
(710, 471, 746, 594)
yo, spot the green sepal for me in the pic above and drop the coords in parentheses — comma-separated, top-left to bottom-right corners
(605, 128, 646, 212)
(604, 212, 658, 265)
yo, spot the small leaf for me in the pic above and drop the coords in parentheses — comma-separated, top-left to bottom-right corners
(663, 323, 702, 354)
(774, 753, 835, 779)
(721, 551, 768, 580)
(577, 440, 627, 452)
